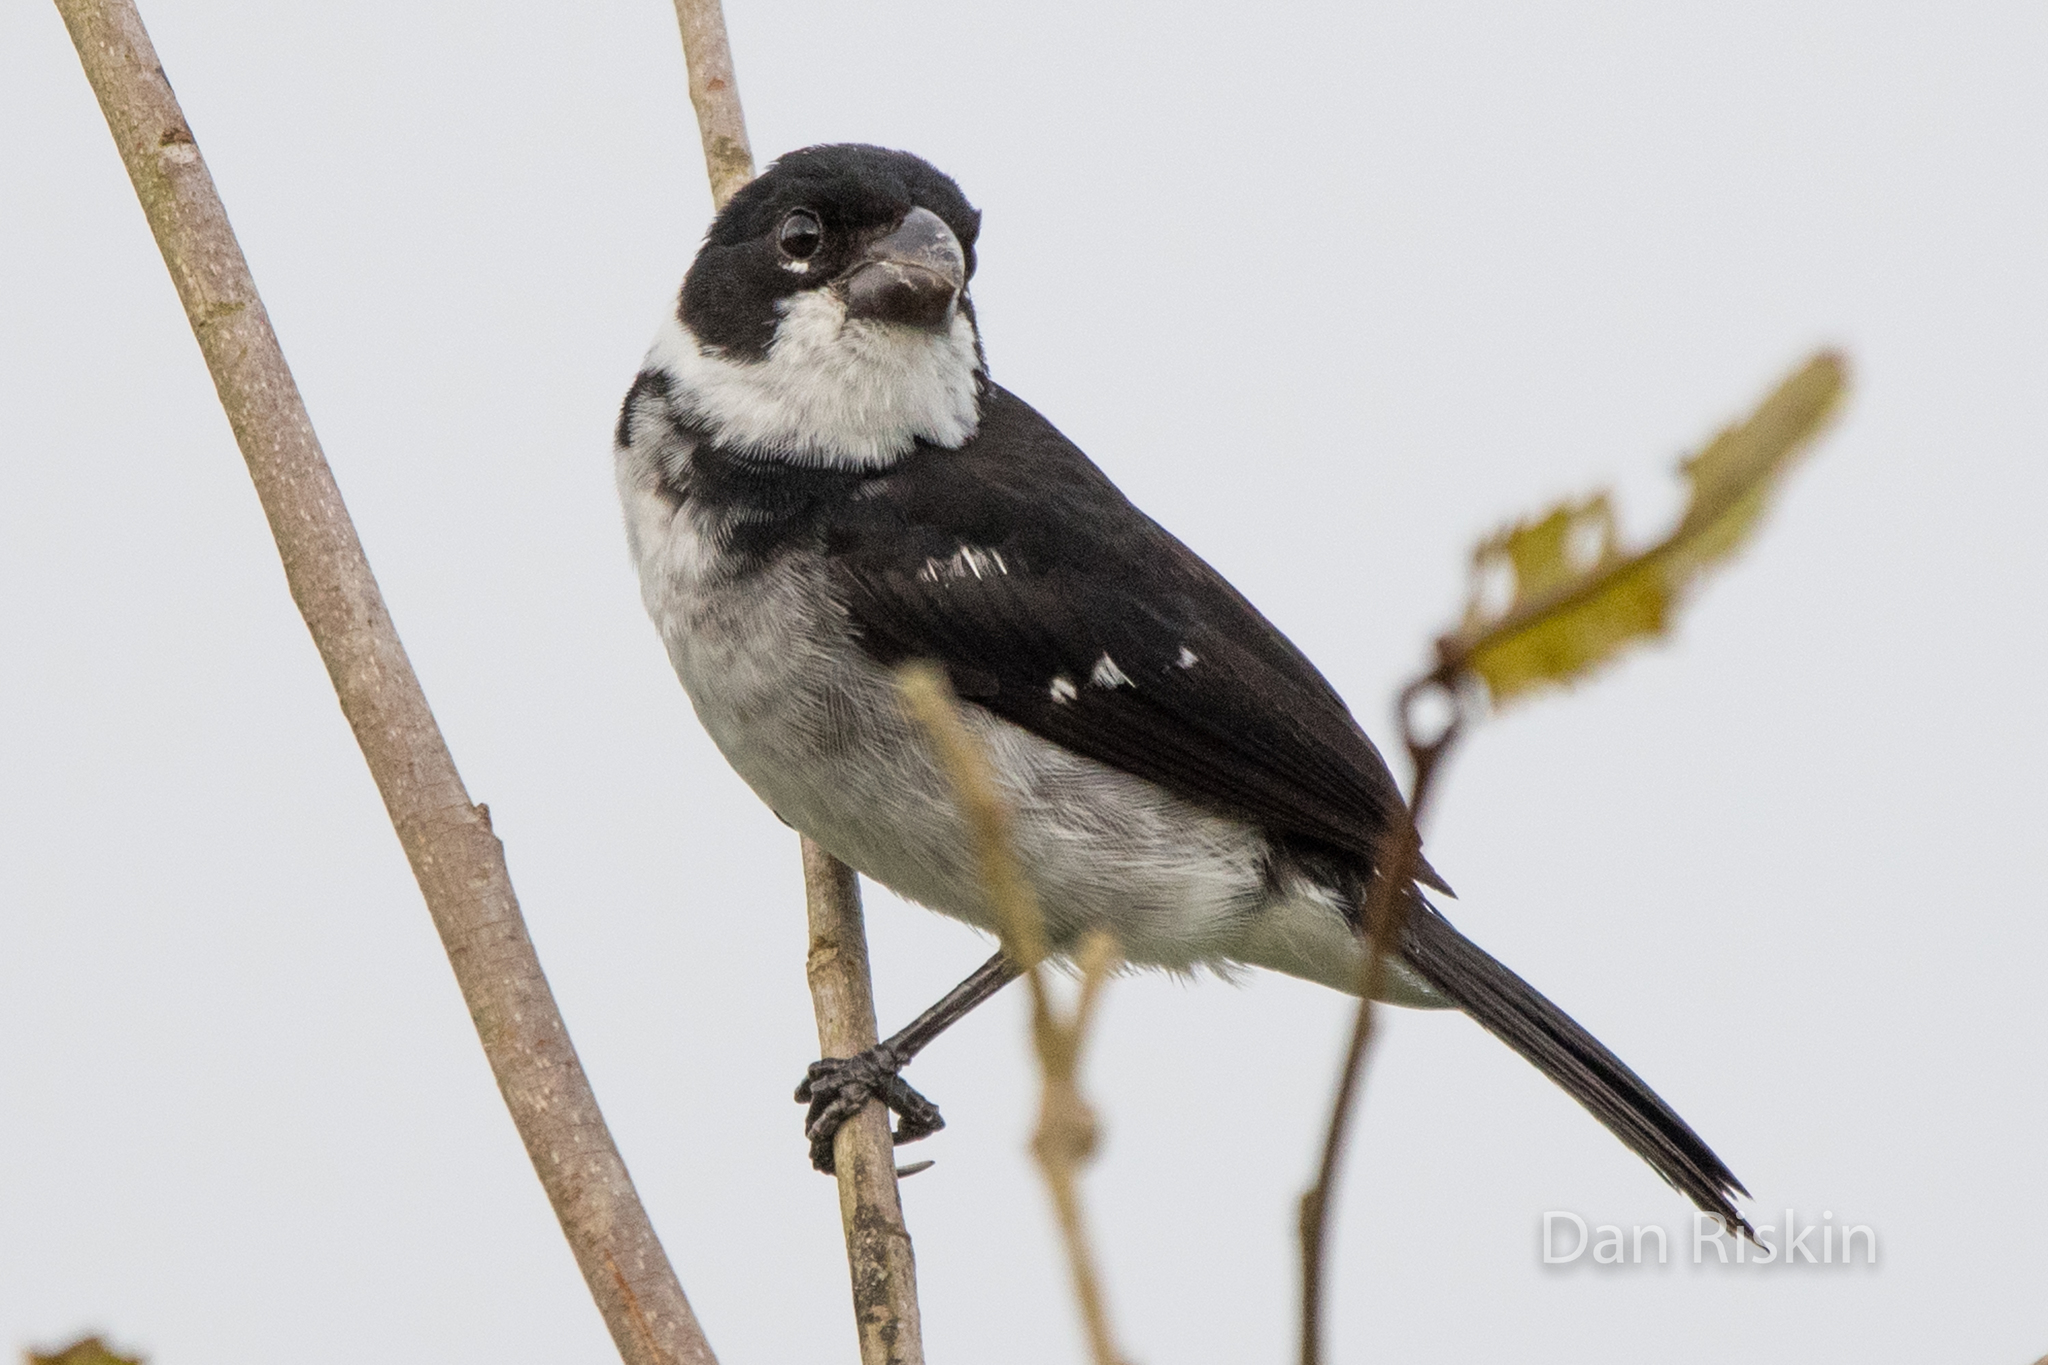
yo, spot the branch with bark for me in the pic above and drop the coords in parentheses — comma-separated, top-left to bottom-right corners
(53, 3, 715, 1363)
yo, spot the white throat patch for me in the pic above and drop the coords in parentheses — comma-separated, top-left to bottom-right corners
(646, 290, 983, 469)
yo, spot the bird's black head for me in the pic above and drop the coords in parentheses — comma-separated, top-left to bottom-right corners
(680, 144, 983, 360)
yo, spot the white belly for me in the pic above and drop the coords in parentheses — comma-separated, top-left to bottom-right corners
(623, 483, 1268, 970)
(617, 462, 1447, 1004)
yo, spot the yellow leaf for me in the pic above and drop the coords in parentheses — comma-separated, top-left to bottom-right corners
(28, 1338, 144, 1365)
(1441, 351, 1847, 705)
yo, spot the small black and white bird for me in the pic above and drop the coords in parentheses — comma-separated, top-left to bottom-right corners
(616, 144, 1746, 1227)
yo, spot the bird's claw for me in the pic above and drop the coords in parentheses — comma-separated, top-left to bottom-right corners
(795, 1044, 945, 1174)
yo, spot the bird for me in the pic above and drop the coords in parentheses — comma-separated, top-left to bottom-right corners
(613, 142, 1747, 1229)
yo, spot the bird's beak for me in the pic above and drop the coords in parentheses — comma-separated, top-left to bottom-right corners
(838, 207, 964, 331)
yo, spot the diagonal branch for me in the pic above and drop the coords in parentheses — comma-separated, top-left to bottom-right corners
(1297, 678, 1462, 1365)
(1296, 356, 1843, 1360)
(52, 3, 714, 1363)
(897, 664, 1131, 1365)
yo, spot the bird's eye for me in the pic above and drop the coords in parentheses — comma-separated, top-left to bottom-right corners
(778, 209, 823, 260)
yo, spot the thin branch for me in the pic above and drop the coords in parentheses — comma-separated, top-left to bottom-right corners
(669, 0, 755, 208)
(898, 665, 1132, 1365)
(1030, 930, 1127, 1365)
(1295, 356, 1843, 1358)
(1297, 676, 1464, 1365)
(801, 841, 929, 1365)
(659, 8, 928, 1362)
(50, 4, 714, 1363)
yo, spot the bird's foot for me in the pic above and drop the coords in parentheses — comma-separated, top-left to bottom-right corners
(795, 1044, 944, 1174)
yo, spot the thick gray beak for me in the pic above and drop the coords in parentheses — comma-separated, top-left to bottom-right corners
(839, 206, 965, 330)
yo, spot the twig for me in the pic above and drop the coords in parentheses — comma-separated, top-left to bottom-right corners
(1297, 674, 1464, 1365)
(50, 4, 715, 1363)
(1294, 355, 1843, 1359)
(1030, 930, 1126, 1365)
(898, 665, 1132, 1365)
(658, 7, 927, 1361)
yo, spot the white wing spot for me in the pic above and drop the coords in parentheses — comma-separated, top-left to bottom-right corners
(919, 545, 1010, 583)
(1176, 646, 1199, 669)
(1049, 674, 1078, 704)
(1089, 653, 1133, 689)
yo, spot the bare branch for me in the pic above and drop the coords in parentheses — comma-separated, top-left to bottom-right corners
(661, 7, 926, 1361)
(894, 669, 1047, 971)
(669, 0, 756, 206)
(897, 665, 1132, 1365)
(801, 840, 929, 1365)
(1031, 929, 1128, 1365)
(50, 3, 714, 1362)
(1297, 680, 1462, 1365)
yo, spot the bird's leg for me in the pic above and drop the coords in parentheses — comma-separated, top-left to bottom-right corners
(796, 949, 1022, 1174)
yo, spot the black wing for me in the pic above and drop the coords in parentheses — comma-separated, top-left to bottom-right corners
(828, 387, 1767, 1223)
(826, 383, 1445, 888)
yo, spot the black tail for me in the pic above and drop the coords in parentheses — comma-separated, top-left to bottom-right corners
(1398, 897, 1750, 1232)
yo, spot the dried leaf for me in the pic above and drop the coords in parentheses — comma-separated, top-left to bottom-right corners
(28, 1338, 143, 1365)
(1441, 351, 1847, 704)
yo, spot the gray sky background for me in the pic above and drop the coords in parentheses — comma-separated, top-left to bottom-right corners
(4, 1, 2045, 1361)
